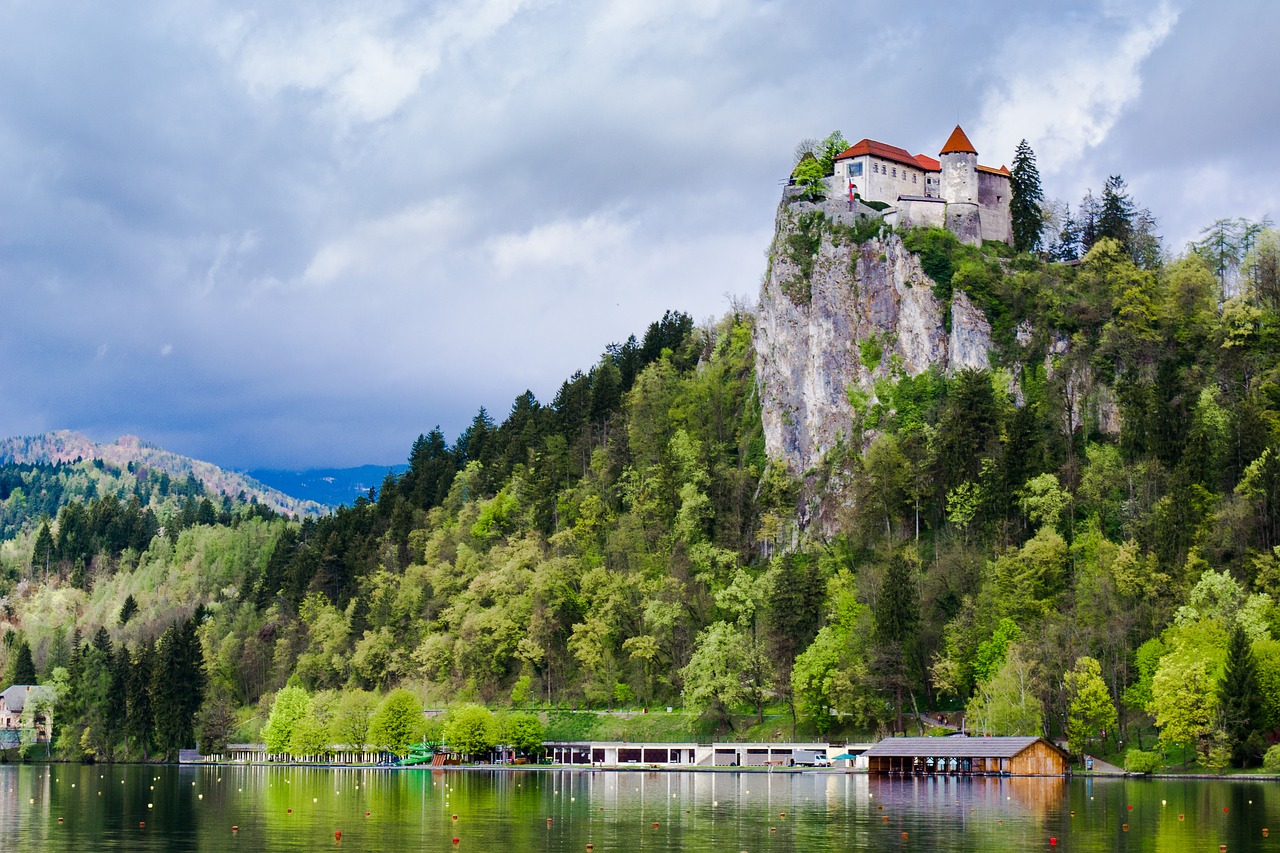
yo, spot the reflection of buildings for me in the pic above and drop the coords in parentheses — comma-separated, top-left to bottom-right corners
(0, 684, 55, 747)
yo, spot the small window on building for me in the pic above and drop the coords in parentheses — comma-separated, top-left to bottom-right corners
(912, 174, 917, 183)
(892, 167, 896, 177)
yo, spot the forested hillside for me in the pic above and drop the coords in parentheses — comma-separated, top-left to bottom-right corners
(5, 209, 1280, 772)
(0, 431, 326, 518)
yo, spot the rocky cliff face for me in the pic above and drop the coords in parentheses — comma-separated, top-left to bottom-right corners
(754, 200, 994, 474)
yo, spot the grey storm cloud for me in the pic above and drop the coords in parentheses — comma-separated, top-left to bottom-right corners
(0, 0, 1274, 468)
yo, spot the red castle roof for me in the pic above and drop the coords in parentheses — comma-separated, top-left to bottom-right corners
(834, 139, 924, 171)
(939, 125, 978, 155)
(834, 129, 1007, 179)
(914, 153, 940, 172)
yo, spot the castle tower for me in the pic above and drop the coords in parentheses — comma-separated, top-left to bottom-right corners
(939, 125, 981, 244)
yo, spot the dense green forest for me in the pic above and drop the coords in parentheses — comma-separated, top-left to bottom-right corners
(5, 202, 1280, 772)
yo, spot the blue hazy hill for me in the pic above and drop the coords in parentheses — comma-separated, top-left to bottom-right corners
(247, 464, 407, 509)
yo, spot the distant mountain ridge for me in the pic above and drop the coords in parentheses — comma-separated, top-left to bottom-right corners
(0, 430, 327, 517)
(247, 464, 407, 508)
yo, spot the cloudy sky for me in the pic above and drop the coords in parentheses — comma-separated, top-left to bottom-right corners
(0, 0, 1274, 470)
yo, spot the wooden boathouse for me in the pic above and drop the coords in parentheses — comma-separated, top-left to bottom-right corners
(863, 736, 1068, 777)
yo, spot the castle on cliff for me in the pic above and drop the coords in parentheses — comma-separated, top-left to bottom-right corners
(831, 125, 1011, 245)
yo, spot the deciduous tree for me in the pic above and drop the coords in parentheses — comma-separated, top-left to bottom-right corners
(1064, 656, 1117, 759)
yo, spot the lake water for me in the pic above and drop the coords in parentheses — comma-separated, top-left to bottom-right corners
(2, 763, 1274, 851)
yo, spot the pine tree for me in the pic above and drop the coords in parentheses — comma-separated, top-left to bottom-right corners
(1098, 174, 1136, 252)
(1009, 140, 1045, 253)
(118, 594, 138, 626)
(126, 641, 154, 759)
(151, 625, 184, 760)
(1051, 204, 1081, 261)
(874, 551, 921, 733)
(31, 520, 53, 576)
(9, 639, 36, 684)
(1079, 190, 1100, 252)
(1220, 623, 1265, 767)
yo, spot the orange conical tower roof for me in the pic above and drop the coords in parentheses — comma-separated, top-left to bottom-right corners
(939, 125, 977, 155)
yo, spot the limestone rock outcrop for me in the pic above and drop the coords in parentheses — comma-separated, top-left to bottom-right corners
(754, 201, 993, 474)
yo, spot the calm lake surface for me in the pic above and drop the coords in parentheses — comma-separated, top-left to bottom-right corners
(2, 763, 1275, 851)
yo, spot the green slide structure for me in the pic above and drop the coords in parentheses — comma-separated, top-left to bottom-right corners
(396, 740, 441, 766)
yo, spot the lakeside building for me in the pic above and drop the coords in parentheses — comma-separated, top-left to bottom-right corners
(543, 741, 872, 768)
(862, 736, 1069, 777)
(0, 684, 55, 748)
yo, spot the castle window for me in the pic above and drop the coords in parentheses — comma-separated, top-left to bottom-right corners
(891, 167, 896, 177)
(912, 174, 917, 183)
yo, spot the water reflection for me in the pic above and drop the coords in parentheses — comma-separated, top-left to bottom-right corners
(0, 763, 1271, 852)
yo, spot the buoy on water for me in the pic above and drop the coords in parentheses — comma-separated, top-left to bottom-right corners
(1050, 838, 1057, 846)
(453, 838, 460, 845)
(334, 830, 342, 841)
(232, 826, 238, 832)
(1179, 814, 1185, 821)
(139, 822, 146, 829)
(1122, 824, 1129, 832)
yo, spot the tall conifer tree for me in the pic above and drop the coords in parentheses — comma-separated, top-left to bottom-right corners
(9, 639, 36, 685)
(1009, 140, 1045, 253)
(1220, 623, 1265, 766)
(1098, 174, 1136, 251)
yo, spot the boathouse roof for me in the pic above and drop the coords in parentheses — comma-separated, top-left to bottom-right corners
(863, 736, 1065, 759)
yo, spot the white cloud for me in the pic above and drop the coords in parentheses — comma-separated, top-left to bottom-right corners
(976, 2, 1179, 171)
(222, 0, 531, 125)
(301, 199, 470, 287)
(487, 215, 633, 277)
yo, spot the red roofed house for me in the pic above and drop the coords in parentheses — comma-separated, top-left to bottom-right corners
(833, 125, 1011, 245)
